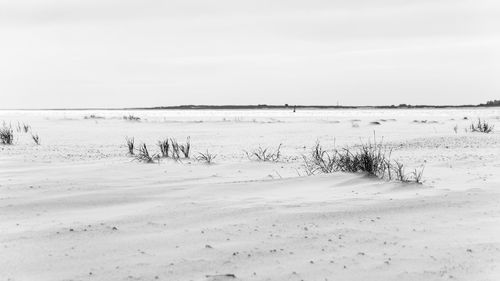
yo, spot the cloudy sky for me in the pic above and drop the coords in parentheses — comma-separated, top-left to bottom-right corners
(0, 0, 499, 108)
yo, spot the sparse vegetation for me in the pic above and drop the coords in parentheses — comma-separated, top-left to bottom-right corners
(144, 137, 191, 161)
(392, 161, 408, 182)
(179, 137, 191, 158)
(123, 115, 141, 121)
(470, 119, 494, 133)
(23, 123, 30, 133)
(84, 115, 105, 120)
(158, 139, 170, 158)
(196, 150, 217, 164)
(126, 137, 135, 155)
(134, 144, 159, 163)
(302, 137, 424, 183)
(0, 126, 14, 145)
(245, 144, 282, 162)
(31, 134, 40, 145)
(170, 138, 181, 160)
(411, 166, 425, 184)
(302, 142, 336, 174)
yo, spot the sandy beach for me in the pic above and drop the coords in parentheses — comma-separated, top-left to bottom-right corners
(1, 108, 500, 281)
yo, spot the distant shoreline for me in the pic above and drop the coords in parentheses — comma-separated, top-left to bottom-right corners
(1, 104, 499, 111)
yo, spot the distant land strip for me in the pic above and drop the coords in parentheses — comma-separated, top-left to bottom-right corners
(3, 100, 500, 111)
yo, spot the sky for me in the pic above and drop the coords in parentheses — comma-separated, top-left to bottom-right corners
(0, 0, 499, 109)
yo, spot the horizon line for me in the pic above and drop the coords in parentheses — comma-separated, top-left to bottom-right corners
(1, 102, 499, 111)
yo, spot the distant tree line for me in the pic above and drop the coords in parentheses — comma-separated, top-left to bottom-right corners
(480, 100, 500, 107)
(128, 100, 500, 110)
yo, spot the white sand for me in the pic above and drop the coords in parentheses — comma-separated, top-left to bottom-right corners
(1, 108, 499, 281)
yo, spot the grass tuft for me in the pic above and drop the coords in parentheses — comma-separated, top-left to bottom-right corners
(411, 166, 425, 184)
(302, 136, 424, 183)
(470, 118, 494, 133)
(123, 115, 141, 121)
(245, 144, 282, 162)
(84, 115, 105, 120)
(0, 126, 14, 145)
(158, 139, 170, 158)
(23, 124, 31, 133)
(303, 142, 336, 174)
(126, 137, 135, 155)
(31, 134, 40, 145)
(170, 138, 181, 160)
(134, 144, 159, 163)
(196, 150, 217, 164)
(179, 137, 191, 158)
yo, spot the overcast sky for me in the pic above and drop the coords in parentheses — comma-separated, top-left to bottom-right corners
(0, 0, 499, 108)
